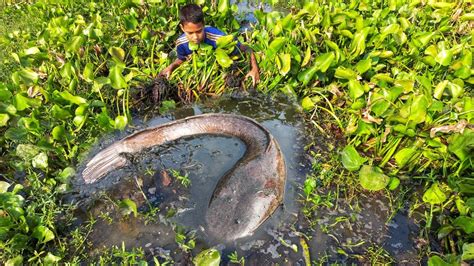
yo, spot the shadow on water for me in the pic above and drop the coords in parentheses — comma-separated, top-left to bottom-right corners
(71, 94, 420, 264)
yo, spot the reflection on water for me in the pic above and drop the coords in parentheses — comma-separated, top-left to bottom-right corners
(73, 94, 419, 264)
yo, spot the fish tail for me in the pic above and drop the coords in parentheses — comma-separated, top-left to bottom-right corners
(82, 143, 129, 184)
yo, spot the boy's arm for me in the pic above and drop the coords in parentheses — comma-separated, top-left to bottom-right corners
(239, 44, 260, 87)
(159, 58, 184, 79)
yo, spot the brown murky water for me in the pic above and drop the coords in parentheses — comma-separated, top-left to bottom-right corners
(72, 94, 420, 264)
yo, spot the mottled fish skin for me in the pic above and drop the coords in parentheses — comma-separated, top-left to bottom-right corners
(81, 113, 286, 241)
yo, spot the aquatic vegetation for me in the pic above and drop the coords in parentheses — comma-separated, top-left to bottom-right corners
(0, 0, 473, 264)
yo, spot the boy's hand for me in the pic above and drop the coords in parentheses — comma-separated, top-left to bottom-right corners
(245, 67, 260, 87)
(159, 66, 173, 79)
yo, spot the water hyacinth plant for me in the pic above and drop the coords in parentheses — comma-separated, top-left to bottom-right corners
(0, 0, 473, 264)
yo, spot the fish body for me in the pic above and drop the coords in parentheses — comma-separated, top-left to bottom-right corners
(82, 113, 286, 241)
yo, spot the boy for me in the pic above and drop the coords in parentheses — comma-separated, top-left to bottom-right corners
(159, 4, 260, 86)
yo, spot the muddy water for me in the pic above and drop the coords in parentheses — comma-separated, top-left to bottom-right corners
(74, 95, 419, 264)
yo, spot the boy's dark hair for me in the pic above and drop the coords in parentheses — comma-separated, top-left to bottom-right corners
(179, 4, 204, 25)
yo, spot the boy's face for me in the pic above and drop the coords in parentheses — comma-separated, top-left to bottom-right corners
(180, 22, 205, 44)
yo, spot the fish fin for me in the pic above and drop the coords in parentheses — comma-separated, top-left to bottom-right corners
(82, 143, 129, 184)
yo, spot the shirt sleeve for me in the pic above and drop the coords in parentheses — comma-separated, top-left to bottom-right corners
(176, 44, 189, 61)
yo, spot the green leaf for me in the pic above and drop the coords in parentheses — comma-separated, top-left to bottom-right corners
(269, 37, 287, 55)
(348, 79, 365, 100)
(52, 125, 66, 141)
(462, 243, 474, 261)
(13, 93, 41, 111)
(301, 96, 315, 111)
(16, 144, 40, 160)
(114, 115, 128, 130)
(218, 0, 230, 13)
(435, 48, 453, 66)
(304, 178, 316, 196)
(82, 63, 94, 82)
(193, 248, 221, 266)
(301, 47, 311, 67)
(5, 255, 23, 266)
(278, 53, 291, 76)
(448, 130, 474, 160)
(119, 199, 137, 217)
(108, 47, 125, 62)
(359, 165, 389, 191)
(215, 48, 233, 68)
(44, 253, 61, 264)
(427, 255, 452, 266)
(123, 14, 138, 31)
(32, 152, 48, 169)
(453, 216, 474, 234)
(0, 113, 9, 127)
(297, 65, 318, 86)
(51, 105, 72, 120)
(32, 225, 55, 244)
(423, 183, 447, 205)
(0, 181, 10, 193)
(59, 91, 87, 105)
(394, 147, 417, 168)
(216, 35, 234, 48)
(159, 100, 176, 114)
(73, 115, 86, 128)
(12, 68, 38, 86)
(350, 27, 371, 57)
(66, 36, 84, 52)
(335, 67, 357, 80)
(57, 167, 75, 183)
(314, 52, 335, 73)
(388, 177, 400, 190)
(109, 65, 127, 89)
(341, 145, 367, 171)
(356, 59, 371, 74)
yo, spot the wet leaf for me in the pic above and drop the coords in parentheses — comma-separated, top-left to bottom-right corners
(355, 59, 371, 74)
(453, 216, 474, 234)
(5, 255, 23, 266)
(388, 177, 400, 190)
(32, 225, 55, 244)
(108, 47, 125, 62)
(0, 113, 10, 127)
(278, 53, 291, 75)
(447, 130, 474, 160)
(269, 37, 287, 55)
(350, 27, 371, 57)
(193, 248, 221, 266)
(82, 63, 94, 82)
(359, 165, 389, 191)
(341, 145, 367, 171)
(348, 79, 365, 100)
(52, 125, 66, 141)
(57, 167, 75, 183)
(314, 52, 334, 73)
(51, 105, 72, 120)
(215, 48, 233, 68)
(297, 65, 318, 86)
(66, 36, 84, 52)
(32, 152, 48, 169)
(44, 253, 61, 264)
(394, 147, 417, 168)
(216, 35, 234, 48)
(59, 91, 86, 105)
(301, 47, 311, 67)
(335, 67, 357, 80)
(0, 181, 10, 193)
(304, 178, 316, 196)
(435, 48, 453, 66)
(301, 96, 315, 111)
(12, 68, 38, 86)
(114, 115, 128, 130)
(119, 199, 137, 217)
(109, 65, 127, 89)
(16, 144, 40, 160)
(427, 255, 452, 266)
(218, 0, 230, 13)
(423, 183, 447, 205)
(462, 243, 474, 261)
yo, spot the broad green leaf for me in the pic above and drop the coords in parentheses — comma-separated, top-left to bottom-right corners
(82, 63, 94, 82)
(356, 59, 371, 74)
(59, 91, 87, 105)
(278, 53, 291, 76)
(109, 65, 127, 89)
(12, 68, 38, 86)
(348, 79, 365, 100)
(423, 183, 447, 205)
(5, 255, 23, 266)
(0, 113, 9, 127)
(438, 225, 455, 239)
(32, 152, 48, 169)
(350, 27, 370, 57)
(453, 216, 474, 234)
(16, 144, 40, 160)
(215, 48, 233, 68)
(448, 130, 474, 160)
(0, 181, 10, 193)
(394, 147, 417, 168)
(414, 32, 436, 48)
(66, 36, 84, 52)
(193, 248, 221, 266)
(435, 48, 453, 66)
(32, 225, 55, 244)
(301, 47, 311, 67)
(434, 80, 449, 99)
(304, 178, 316, 196)
(108, 47, 125, 62)
(427, 255, 452, 266)
(359, 165, 389, 191)
(335, 67, 357, 80)
(123, 14, 138, 31)
(388, 177, 400, 190)
(297, 65, 318, 86)
(73, 115, 86, 128)
(216, 35, 234, 48)
(269, 37, 287, 54)
(57, 167, 75, 183)
(399, 94, 429, 124)
(23, 47, 40, 55)
(92, 77, 110, 92)
(13, 93, 41, 111)
(0, 87, 12, 101)
(51, 105, 72, 120)
(341, 145, 367, 171)
(119, 199, 137, 217)
(218, 0, 230, 13)
(446, 81, 464, 99)
(301, 96, 315, 111)
(114, 115, 128, 130)
(52, 125, 66, 141)
(314, 52, 334, 73)
(43, 253, 61, 264)
(462, 243, 474, 261)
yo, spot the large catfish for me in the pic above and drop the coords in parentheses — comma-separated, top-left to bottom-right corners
(82, 113, 286, 242)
